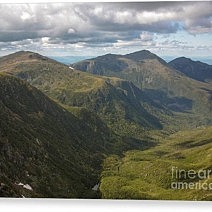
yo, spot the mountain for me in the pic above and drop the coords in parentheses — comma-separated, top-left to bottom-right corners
(0, 73, 119, 198)
(72, 50, 212, 125)
(100, 126, 212, 200)
(125, 50, 167, 65)
(0, 51, 173, 141)
(72, 50, 166, 76)
(0, 51, 211, 200)
(168, 57, 212, 82)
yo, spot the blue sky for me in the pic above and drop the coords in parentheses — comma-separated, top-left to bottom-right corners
(0, 2, 211, 60)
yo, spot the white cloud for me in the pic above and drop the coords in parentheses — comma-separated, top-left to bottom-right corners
(21, 12, 32, 21)
(41, 37, 49, 43)
(68, 28, 76, 34)
(0, 2, 211, 57)
(140, 32, 154, 42)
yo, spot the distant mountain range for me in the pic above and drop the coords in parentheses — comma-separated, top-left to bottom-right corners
(168, 57, 212, 82)
(163, 56, 212, 65)
(49, 56, 93, 65)
(0, 51, 172, 139)
(72, 50, 212, 125)
(0, 50, 211, 199)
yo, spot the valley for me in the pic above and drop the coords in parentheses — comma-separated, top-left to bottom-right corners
(100, 126, 212, 200)
(0, 50, 211, 200)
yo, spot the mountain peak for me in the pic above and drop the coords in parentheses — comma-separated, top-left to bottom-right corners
(169, 57, 212, 82)
(172, 56, 192, 62)
(124, 50, 167, 64)
(95, 53, 121, 60)
(0, 51, 63, 73)
(126, 49, 151, 55)
(1, 50, 48, 61)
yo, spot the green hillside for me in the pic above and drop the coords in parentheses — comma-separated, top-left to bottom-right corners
(100, 126, 212, 200)
(0, 73, 118, 198)
(72, 50, 212, 125)
(0, 51, 211, 200)
(0, 51, 174, 140)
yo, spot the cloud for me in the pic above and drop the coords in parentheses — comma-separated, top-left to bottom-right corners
(140, 32, 154, 42)
(0, 2, 211, 56)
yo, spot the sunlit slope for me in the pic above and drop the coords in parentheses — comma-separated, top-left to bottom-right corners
(100, 126, 212, 200)
(73, 50, 212, 125)
(0, 51, 173, 140)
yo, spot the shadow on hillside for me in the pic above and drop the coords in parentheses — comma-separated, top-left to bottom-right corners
(178, 138, 212, 148)
(113, 136, 157, 156)
(144, 89, 193, 112)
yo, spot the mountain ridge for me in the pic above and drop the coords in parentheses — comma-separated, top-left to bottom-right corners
(0, 51, 174, 140)
(0, 73, 118, 197)
(0, 50, 211, 199)
(125, 50, 167, 65)
(168, 56, 212, 82)
(72, 50, 212, 126)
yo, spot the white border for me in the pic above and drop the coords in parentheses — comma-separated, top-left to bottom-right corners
(0, 0, 212, 3)
(0, 0, 211, 211)
(0, 199, 212, 212)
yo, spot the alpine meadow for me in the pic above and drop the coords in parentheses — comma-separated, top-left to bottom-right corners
(0, 2, 211, 200)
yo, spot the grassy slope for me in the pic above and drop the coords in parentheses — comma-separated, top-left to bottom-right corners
(0, 73, 118, 198)
(0, 51, 173, 141)
(0, 51, 211, 200)
(100, 126, 212, 200)
(72, 51, 212, 125)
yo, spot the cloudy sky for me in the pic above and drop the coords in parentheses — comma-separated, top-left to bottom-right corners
(0, 1, 212, 59)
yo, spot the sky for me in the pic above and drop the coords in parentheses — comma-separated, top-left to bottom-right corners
(0, 1, 212, 60)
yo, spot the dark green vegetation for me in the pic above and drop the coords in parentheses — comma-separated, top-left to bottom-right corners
(72, 50, 212, 125)
(100, 126, 212, 200)
(0, 51, 172, 140)
(169, 57, 212, 83)
(0, 73, 119, 197)
(0, 50, 211, 200)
